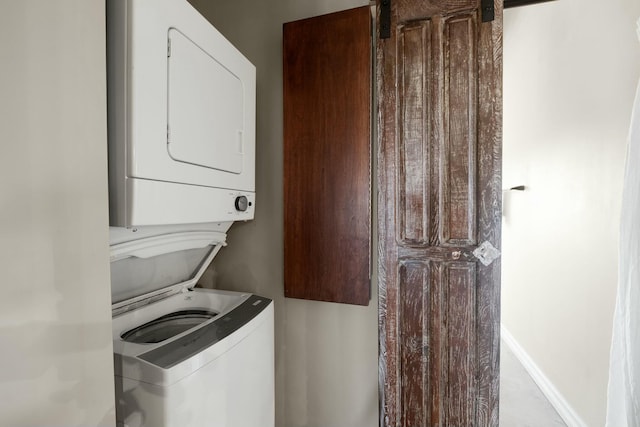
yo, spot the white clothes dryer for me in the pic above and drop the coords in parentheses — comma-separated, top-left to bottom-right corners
(107, 0, 256, 227)
(110, 225, 274, 427)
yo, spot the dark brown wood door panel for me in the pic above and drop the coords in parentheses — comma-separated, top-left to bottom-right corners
(283, 6, 372, 306)
(378, 0, 502, 425)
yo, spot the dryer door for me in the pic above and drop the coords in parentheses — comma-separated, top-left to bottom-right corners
(167, 28, 244, 175)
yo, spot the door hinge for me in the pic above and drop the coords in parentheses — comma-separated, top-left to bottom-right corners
(380, 0, 391, 39)
(167, 39, 172, 57)
(167, 124, 171, 143)
(481, 0, 495, 22)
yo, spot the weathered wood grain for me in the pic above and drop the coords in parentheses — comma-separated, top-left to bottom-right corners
(396, 0, 477, 21)
(441, 14, 477, 246)
(377, 0, 503, 425)
(399, 260, 430, 426)
(397, 22, 431, 246)
(475, 0, 503, 424)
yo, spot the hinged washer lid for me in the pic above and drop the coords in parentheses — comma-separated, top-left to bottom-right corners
(109, 227, 228, 315)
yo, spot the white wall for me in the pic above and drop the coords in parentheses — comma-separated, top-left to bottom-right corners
(502, 1, 640, 425)
(189, 1, 378, 426)
(0, 1, 116, 425)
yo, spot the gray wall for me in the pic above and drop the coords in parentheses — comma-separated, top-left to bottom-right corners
(0, 1, 115, 425)
(189, 1, 378, 426)
(502, 0, 640, 424)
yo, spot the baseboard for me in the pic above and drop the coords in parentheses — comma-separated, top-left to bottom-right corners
(501, 325, 588, 427)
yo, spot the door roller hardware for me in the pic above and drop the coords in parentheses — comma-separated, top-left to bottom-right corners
(481, 0, 495, 22)
(380, 0, 391, 39)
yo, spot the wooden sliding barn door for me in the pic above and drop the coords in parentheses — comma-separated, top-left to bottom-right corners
(377, 0, 503, 426)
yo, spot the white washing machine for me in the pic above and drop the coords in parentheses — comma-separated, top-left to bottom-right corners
(110, 225, 274, 427)
(106, 0, 271, 425)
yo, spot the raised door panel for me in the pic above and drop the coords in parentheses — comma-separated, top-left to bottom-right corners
(398, 259, 479, 426)
(283, 6, 371, 305)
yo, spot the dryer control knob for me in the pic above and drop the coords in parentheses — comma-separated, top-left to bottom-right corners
(235, 195, 249, 212)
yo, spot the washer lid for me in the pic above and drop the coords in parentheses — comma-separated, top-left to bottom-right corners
(110, 230, 227, 313)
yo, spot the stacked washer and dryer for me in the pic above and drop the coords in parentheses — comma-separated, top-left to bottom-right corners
(106, 1, 274, 426)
